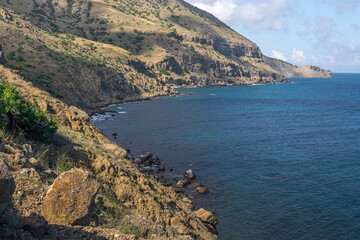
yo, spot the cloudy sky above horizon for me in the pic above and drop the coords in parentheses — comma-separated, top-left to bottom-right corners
(184, 0, 360, 73)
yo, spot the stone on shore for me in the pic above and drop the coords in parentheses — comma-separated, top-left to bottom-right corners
(0, 160, 15, 215)
(185, 169, 195, 179)
(41, 168, 100, 225)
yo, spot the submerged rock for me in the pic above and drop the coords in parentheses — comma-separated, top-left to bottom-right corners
(195, 186, 209, 194)
(157, 165, 165, 171)
(41, 168, 100, 225)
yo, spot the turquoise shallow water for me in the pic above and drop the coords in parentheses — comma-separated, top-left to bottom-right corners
(93, 73, 360, 240)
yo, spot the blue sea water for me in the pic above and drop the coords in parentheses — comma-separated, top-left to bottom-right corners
(92, 73, 360, 240)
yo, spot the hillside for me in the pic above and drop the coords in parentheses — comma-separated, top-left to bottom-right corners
(263, 56, 332, 78)
(0, 0, 289, 114)
(0, 63, 218, 239)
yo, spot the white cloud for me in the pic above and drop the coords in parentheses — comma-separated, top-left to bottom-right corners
(271, 50, 287, 61)
(194, 1, 237, 22)
(185, 0, 290, 31)
(291, 49, 306, 63)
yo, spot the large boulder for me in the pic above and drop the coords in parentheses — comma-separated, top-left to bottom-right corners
(41, 168, 100, 225)
(0, 44, 5, 65)
(0, 160, 15, 215)
(194, 208, 218, 226)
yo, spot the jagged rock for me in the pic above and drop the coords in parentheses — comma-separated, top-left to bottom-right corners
(41, 168, 100, 225)
(141, 152, 152, 162)
(185, 169, 195, 179)
(0, 160, 15, 215)
(194, 208, 218, 226)
(176, 180, 187, 188)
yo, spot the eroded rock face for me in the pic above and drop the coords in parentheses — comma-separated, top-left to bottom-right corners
(0, 160, 15, 215)
(0, 44, 5, 65)
(41, 168, 100, 225)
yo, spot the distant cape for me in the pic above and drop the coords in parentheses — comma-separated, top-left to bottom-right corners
(263, 56, 332, 78)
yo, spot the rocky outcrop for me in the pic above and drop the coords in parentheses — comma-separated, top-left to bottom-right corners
(195, 208, 218, 234)
(41, 168, 100, 225)
(155, 57, 184, 75)
(213, 40, 262, 59)
(0, 160, 15, 215)
(0, 44, 5, 65)
(263, 56, 332, 78)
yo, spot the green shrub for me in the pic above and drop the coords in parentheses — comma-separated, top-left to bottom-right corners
(0, 78, 57, 140)
(160, 69, 170, 76)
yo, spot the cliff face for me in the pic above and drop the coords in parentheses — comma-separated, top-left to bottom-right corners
(263, 56, 332, 78)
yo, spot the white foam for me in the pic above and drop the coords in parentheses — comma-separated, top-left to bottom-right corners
(90, 112, 115, 122)
(118, 111, 127, 114)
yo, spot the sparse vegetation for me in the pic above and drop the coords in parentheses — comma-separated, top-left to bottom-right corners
(160, 68, 170, 75)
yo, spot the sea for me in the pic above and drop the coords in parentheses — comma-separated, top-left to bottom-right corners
(92, 73, 360, 240)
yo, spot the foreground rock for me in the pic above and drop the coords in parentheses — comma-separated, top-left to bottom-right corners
(0, 160, 15, 215)
(195, 208, 218, 234)
(41, 168, 100, 225)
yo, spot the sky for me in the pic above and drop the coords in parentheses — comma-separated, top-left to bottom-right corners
(184, 0, 360, 73)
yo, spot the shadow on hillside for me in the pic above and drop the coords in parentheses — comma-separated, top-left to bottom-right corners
(0, 207, 107, 240)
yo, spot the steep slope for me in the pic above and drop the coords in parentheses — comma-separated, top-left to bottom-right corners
(0, 0, 287, 96)
(0, 7, 171, 114)
(263, 56, 332, 78)
(0, 64, 217, 239)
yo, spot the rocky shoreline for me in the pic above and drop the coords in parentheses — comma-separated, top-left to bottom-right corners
(0, 65, 219, 239)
